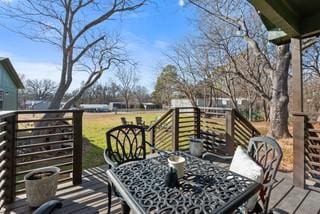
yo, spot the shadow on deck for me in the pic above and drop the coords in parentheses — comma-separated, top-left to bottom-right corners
(3, 165, 320, 214)
(2, 165, 120, 214)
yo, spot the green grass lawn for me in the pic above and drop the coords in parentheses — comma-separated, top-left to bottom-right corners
(82, 111, 164, 169)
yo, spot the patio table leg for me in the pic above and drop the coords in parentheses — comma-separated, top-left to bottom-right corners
(107, 184, 112, 214)
(121, 201, 130, 214)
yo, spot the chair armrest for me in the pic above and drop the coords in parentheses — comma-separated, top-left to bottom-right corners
(145, 141, 153, 147)
(145, 141, 170, 157)
(202, 152, 233, 162)
(145, 141, 157, 152)
(32, 200, 62, 214)
(103, 149, 118, 168)
(263, 179, 276, 188)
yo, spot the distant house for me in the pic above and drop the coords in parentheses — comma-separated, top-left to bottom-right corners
(142, 102, 160, 110)
(171, 98, 248, 108)
(0, 57, 24, 110)
(79, 104, 109, 112)
(109, 102, 127, 111)
(25, 100, 51, 110)
(25, 100, 67, 110)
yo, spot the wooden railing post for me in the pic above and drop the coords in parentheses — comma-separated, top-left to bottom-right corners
(172, 108, 179, 152)
(195, 107, 201, 138)
(225, 109, 235, 155)
(73, 110, 83, 185)
(150, 128, 155, 153)
(5, 112, 17, 204)
(293, 113, 306, 188)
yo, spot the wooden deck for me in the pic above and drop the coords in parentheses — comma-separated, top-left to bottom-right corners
(1, 165, 121, 214)
(2, 165, 320, 214)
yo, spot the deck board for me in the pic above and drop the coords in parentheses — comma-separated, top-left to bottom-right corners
(1, 165, 120, 214)
(275, 185, 309, 213)
(2, 165, 320, 214)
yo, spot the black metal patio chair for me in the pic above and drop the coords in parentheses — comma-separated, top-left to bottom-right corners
(120, 117, 132, 125)
(135, 116, 144, 126)
(32, 200, 62, 214)
(135, 116, 149, 129)
(104, 124, 148, 214)
(203, 136, 283, 214)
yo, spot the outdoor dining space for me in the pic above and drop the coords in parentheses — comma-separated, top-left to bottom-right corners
(2, 1, 320, 212)
(0, 104, 319, 213)
(5, 154, 320, 214)
(0, 102, 318, 214)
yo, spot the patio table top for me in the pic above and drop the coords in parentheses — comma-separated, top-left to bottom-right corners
(106, 152, 261, 214)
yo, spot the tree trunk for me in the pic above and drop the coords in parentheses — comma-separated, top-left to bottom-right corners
(249, 104, 252, 122)
(125, 97, 129, 110)
(188, 95, 197, 107)
(262, 99, 269, 121)
(208, 87, 214, 107)
(268, 44, 291, 138)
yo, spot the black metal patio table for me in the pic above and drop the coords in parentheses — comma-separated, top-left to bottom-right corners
(106, 152, 261, 214)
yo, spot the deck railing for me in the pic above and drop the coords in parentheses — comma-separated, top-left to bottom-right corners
(0, 110, 83, 208)
(0, 112, 16, 206)
(148, 107, 260, 155)
(293, 112, 320, 189)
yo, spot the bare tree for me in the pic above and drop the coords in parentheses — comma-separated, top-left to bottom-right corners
(0, 0, 147, 109)
(166, 38, 204, 107)
(184, 0, 280, 136)
(62, 35, 126, 109)
(187, 0, 318, 138)
(303, 43, 320, 79)
(106, 82, 121, 102)
(115, 66, 138, 109)
(134, 85, 149, 105)
(26, 79, 57, 100)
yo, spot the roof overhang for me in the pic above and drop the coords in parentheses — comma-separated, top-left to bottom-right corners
(248, 0, 320, 45)
(0, 57, 25, 89)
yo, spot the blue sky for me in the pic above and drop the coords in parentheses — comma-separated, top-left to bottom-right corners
(0, 0, 196, 93)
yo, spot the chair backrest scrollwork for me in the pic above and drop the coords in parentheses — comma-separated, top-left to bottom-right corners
(105, 125, 146, 165)
(248, 136, 283, 213)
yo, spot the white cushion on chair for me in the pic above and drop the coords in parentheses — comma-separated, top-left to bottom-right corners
(229, 146, 264, 211)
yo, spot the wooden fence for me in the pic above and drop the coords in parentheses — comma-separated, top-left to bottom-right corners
(0, 112, 16, 206)
(148, 107, 260, 155)
(293, 112, 320, 189)
(0, 110, 83, 208)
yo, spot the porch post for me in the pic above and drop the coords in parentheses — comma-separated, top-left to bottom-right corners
(195, 107, 201, 138)
(225, 109, 235, 155)
(73, 110, 83, 185)
(172, 108, 179, 152)
(291, 38, 305, 188)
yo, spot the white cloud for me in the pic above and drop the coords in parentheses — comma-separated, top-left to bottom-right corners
(178, 0, 185, 7)
(15, 61, 93, 91)
(111, 32, 172, 91)
(153, 40, 170, 50)
(14, 61, 61, 81)
(0, 0, 12, 3)
(0, 50, 91, 91)
(0, 31, 172, 93)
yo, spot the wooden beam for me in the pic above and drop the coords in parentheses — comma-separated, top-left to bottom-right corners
(291, 38, 303, 112)
(5, 113, 17, 203)
(291, 38, 305, 189)
(249, 0, 300, 37)
(292, 114, 306, 188)
(225, 109, 235, 155)
(301, 12, 320, 38)
(172, 108, 179, 152)
(195, 108, 201, 139)
(73, 110, 83, 185)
